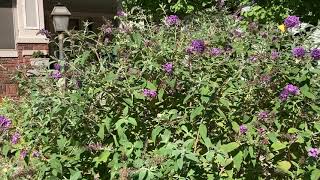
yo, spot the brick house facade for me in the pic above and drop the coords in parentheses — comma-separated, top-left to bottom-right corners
(0, 0, 117, 99)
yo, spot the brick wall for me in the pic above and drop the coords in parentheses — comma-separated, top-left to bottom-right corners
(0, 43, 48, 99)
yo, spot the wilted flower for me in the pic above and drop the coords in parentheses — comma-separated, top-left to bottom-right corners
(20, 150, 27, 159)
(143, 89, 157, 98)
(0, 115, 11, 129)
(240, 125, 248, 134)
(87, 143, 103, 151)
(249, 55, 257, 62)
(11, 132, 21, 144)
(311, 48, 320, 60)
(258, 111, 269, 120)
(279, 84, 300, 101)
(260, 31, 268, 38)
(32, 150, 40, 157)
(284, 16, 300, 28)
(260, 75, 271, 84)
(101, 25, 112, 35)
(162, 62, 173, 73)
(257, 128, 266, 135)
(210, 48, 222, 56)
(165, 15, 180, 26)
(248, 22, 258, 32)
(234, 29, 243, 37)
(51, 70, 62, 79)
(292, 47, 305, 58)
(271, 50, 280, 60)
(308, 148, 319, 158)
(187, 40, 206, 54)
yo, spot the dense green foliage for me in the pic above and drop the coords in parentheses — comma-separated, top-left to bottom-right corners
(123, 0, 320, 24)
(1, 9, 320, 179)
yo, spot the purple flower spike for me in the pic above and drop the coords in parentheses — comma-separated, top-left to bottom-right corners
(292, 47, 305, 58)
(54, 63, 61, 71)
(279, 84, 300, 101)
(210, 48, 222, 56)
(162, 62, 173, 73)
(284, 16, 300, 28)
(285, 84, 300, 95)
(0, 115, 11, 129)
(51, 70, 62, 79)
(311, 48, 320, 60)
(37, 28, 51, 38)
(308, 148, 319, 158)
(11, 132, 21, 144)
(165, 15, 180, 26)
(143, 89, 157, 99)
(271, 50, 280, 60)
(240, 125, 248, 134)
(187, 40, 206, 54)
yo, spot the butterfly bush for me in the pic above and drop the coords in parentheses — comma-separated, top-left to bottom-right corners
(1, 10, 320, 180)
(284, 15, 300, 28)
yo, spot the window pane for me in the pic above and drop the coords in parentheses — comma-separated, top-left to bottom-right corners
(25, 0, 38, 28)
(0, 0, 15, 49)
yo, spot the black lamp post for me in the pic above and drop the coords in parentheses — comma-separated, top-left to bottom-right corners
(51, 4, 71, 60)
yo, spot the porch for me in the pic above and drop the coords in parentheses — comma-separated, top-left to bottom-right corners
(0, 0, 118, 98)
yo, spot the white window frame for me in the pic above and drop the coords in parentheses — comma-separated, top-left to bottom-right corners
(23, 0, 40, 29)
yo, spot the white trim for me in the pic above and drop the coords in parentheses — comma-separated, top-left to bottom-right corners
(23, 0, 40, 29)
(22, 50, 48, 56)
(16, 37, 49, 44)
(0, 50, 18, 58)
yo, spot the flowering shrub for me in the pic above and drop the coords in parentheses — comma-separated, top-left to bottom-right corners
(1, 9, 320, 179)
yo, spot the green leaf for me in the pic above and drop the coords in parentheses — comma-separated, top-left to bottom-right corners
(190, 105, 204, 120)
(276, 161, 291, 173)
(151, 126, 163, 143)
(233, 151, 243, 171)
(93, 151, 111, 167)
(185, 153, 199, 162)
(301, 85, 316, 99)
(271, 141, 287, 151)
(220, 142, 240, 153)
(231, 121, 240, 133)
(199, 124, 207, 140)
(139, 169, 147, 180)
(97, 124, 105, 140)
(177, 157, 184, 170)
(311, 169, 320, 180)
(70, 170, 82, 180)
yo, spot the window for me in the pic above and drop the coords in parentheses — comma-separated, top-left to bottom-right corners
(0, 0, 15, 49)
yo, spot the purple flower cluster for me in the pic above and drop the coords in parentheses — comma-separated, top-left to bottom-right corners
(162, 62, 173, 73)
(54, 63, 61, 71)
(11, 132, 21, 144)
(36, 28, 51, 38)
(308, 148, 319, 158)
(284, 16, 300, 28)
(271, 50, 280, 60)
(187, 40, 206, 54)
(165, 15, 180, 26)
(311, 48, 320, 60)
(279, 84, 300, 101)
(51, 71, 62, 79)
(240, 125, 248, 134)
(292, 47, 305, 58)
(143, 89, 157, 98)
(210, 48, 223, 56)
(0, 115, 11, 129)
(258, 111, 269, 120)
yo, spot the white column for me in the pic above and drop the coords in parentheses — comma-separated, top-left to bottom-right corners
(16, 0, 48, 43)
